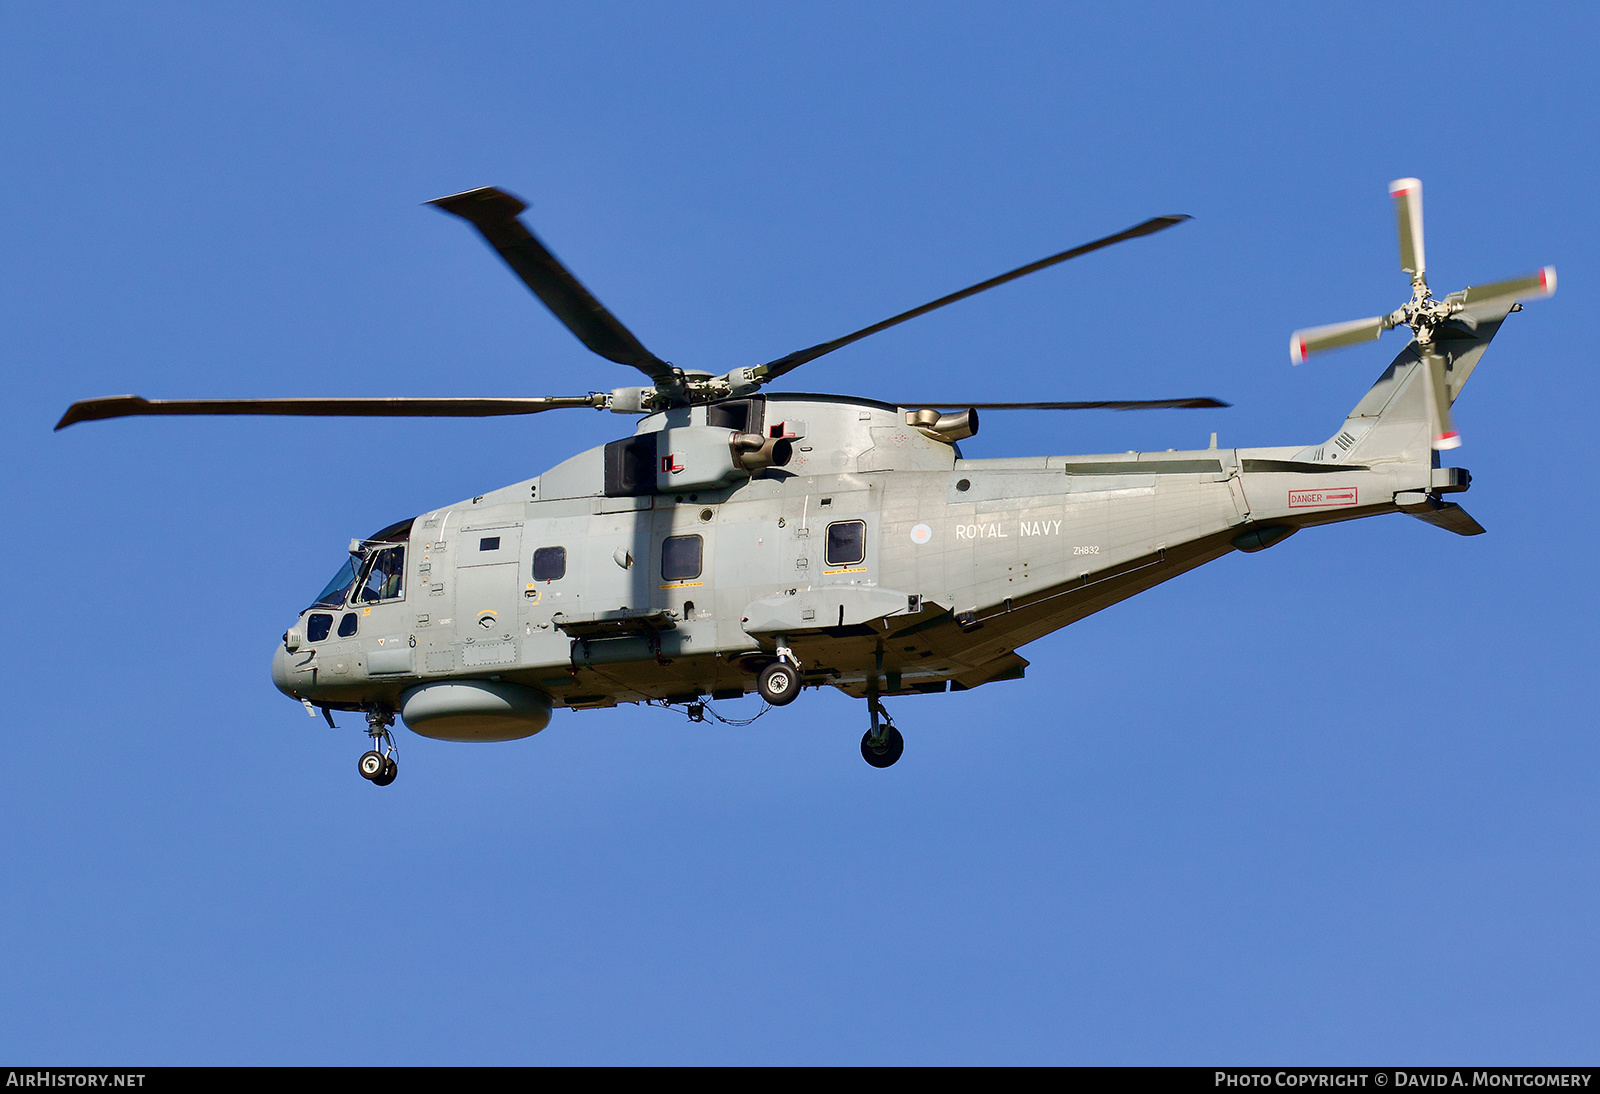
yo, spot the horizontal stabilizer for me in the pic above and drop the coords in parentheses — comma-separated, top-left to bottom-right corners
(1401, 495, 1486, 536)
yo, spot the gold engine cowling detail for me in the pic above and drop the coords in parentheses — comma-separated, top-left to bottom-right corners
(906, 407, 979, 443)
(654, 426, 792, 491)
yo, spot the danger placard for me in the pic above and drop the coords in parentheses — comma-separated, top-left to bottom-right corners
(1289, 487, 1358, 508)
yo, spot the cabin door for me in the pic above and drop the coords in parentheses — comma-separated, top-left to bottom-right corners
(453, 523, 522, 666)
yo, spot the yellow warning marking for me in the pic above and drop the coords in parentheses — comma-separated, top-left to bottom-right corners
(658, 581, 705, 589)
(824, 566, 868, 575)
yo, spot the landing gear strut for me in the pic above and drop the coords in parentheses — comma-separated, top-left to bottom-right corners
(359, 707, 398, 786)
(860, 645, 903, 768)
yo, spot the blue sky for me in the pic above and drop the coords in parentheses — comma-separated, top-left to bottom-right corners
(3, 2, 1597, 1064)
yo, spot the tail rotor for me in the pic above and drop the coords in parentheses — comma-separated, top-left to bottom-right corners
(1289, 178, 1555, 450)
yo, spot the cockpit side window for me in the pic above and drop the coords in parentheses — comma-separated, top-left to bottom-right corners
(356, 546, 405, 603)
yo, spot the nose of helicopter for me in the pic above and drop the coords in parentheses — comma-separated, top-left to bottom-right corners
(270, 639, 294, 697)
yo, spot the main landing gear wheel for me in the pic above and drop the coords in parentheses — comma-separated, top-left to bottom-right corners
(359, 750, 386, 780)
(758, 661, 801, 706)
(860, 725, 904, 768)
(372, 757, 398, 786)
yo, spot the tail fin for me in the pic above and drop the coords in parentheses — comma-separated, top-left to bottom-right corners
(1293, 301, 1518, 468)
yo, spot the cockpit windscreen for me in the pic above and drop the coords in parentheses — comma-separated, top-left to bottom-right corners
(309, 557, 360, 610)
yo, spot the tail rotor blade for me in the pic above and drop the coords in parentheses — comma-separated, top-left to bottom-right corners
(1290, 316, 1387, 364)
(1423, 351, 1460, 450)
(1458, 266, 1557, 308)
(1390, 178, 1426, 283)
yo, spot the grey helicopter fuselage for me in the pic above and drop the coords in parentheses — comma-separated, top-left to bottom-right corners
(60, 178, 1542, 772)
(269, 325, 1488, 744)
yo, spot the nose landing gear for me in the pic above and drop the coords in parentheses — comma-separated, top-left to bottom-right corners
(358, 707, 399, 786)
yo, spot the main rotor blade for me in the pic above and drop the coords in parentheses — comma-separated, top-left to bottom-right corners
(428, 187, 677, 386)
(1390, 178, 1426, 282)
(911, 398, 1229, 411)
(1458, 266, 1557, 307)
(1290, 316, 1388, 364)
(55, 395, 600, 431)
(759, 215, 1192, 381)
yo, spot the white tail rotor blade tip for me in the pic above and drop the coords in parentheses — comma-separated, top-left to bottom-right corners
(1539, 266, 1557, 296)
(1290, 334, 1308, 364)
(1389, 177, 1421, 197)
(1434, 430, 1462, 451)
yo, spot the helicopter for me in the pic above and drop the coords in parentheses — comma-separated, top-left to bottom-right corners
(56, 179, 1553, 782)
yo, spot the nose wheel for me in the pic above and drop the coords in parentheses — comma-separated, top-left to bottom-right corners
(358, 708, 399, 786)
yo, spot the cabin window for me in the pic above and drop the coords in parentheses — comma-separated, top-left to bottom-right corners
(533, 546, 567, 582)
(826, 520, 866, 566)
(355, 545, 405, 603)
(479, 536, 500, 552)
(662, 534, 703, 581)
(306, 613, 333, 642)
(338, 612, 359, 638)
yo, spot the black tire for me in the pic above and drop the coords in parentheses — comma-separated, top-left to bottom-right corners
(358, 750, 385, 780)
(757, 661, 801, 706)
(860, 725, 904, 768)
(372, 757, 398, 787)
